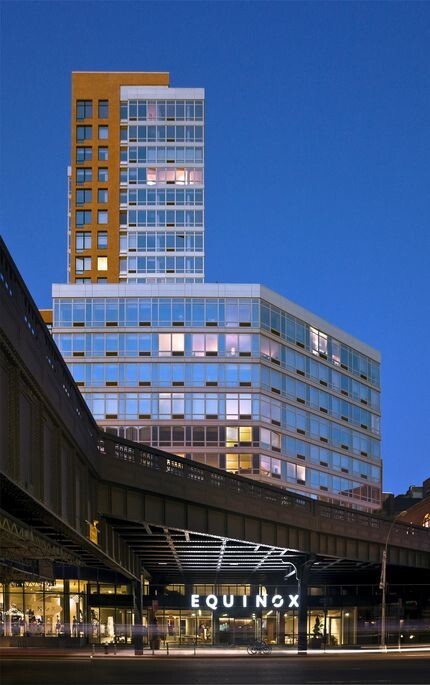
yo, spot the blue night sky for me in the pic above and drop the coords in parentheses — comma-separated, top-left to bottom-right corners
(1, 1, 429, 496)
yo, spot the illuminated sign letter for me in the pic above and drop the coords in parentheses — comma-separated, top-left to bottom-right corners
(191, 594, 200, 608)
(223, 595, 234, 608)
(272, 594, 284, 608)
(242, 595, 248, 608)
(206, 594, 218, 610)
(255, 595, 267, 608)
(288, 594, 299, 608)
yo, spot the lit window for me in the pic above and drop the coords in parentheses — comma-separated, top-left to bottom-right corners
(97, 231, 108, 249)
(98, 210, 108, 224)
(75, 257, 91, 273)
(98, 100, 109, 118)
(206, 334, 218, 355)
(76, 167, 92, 183)
(98, 125, 108, 140)
(192, 334, 205, 357)
(98, 147, 108, 161)
(97, 257, 108, 271)
(226, 426, 252, 447)
(75, 232, 91, 251)
(159, 333, 184, 356)
(98, 189, 108, 203)
(98, 168, 108, 182)
(226, 454, 239, 474)
(76, 125, 92, 141)
(310, 327, 328, 357)
(260, 455, 271, 477)
(76, 100, 92, 120)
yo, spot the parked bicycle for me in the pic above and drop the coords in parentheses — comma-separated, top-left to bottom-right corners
(247, 639, 272, 655)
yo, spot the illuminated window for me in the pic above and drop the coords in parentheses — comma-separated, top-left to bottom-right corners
(239, 454, 253, 474)
(259, 455, 271, 477)
(191, 334, 218, 356)
(159, 333, 184, 356)
(226, 426, 252, 447)
(226, 394, 252, 419)
(226, 454, 239, 473)
(192, 334, 205, 357)
(97, 257, 108, 271)
(310, 327, 328, 357)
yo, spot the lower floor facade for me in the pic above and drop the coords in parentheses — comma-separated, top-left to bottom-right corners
(1, 578, 429, 649)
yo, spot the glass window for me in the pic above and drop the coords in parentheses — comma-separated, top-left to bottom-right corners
(98, 125, 108, 140)
(98, 210, 108, 224)
(76, 189, 92, 205)
(98, 147, 108, 161)
(98, 168, 108, 182)
(75, 257, 91, 273)
(76, 147, 92, 162)
(77, 100, 92, 119)
(76, 232, 91, 251)
(76, 125, 92, 141)
(97, 231, 108, 249)
(98, 100, 109, 118)
(98, 189, 108, 203)
(159, 333, 184, 356)
(97, 257, 108, 271)
(76, 167, 92, 183)
(76, 210, 92, 226)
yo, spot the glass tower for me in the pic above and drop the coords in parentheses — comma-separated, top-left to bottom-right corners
(53, 72, 382, 512)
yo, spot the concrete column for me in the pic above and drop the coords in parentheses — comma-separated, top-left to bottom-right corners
(133, 579, 143, 655)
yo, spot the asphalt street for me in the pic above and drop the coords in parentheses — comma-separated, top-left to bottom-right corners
(1, 653, 430, 685)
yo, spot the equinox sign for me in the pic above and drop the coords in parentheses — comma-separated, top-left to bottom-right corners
(190, 594, 299, 610)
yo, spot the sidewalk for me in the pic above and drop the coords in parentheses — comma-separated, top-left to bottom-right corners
(1, 645, 430, 659)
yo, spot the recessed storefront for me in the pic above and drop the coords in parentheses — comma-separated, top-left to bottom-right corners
(1, 580, 429, 648)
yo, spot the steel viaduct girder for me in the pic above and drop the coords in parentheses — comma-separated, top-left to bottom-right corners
(97, 451, 430, 572)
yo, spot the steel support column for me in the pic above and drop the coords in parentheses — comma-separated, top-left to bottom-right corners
(133, 579, 143, 655)
(297, 556, 315, 655)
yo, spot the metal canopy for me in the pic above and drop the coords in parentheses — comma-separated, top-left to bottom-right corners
(106, 518, 379, 583)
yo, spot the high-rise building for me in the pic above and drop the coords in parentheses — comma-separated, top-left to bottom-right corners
(52, 72, 382, 511)
(69, 72, 204, 284)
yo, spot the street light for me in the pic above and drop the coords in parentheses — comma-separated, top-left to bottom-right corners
(379, 510, 408, 650)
